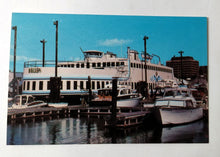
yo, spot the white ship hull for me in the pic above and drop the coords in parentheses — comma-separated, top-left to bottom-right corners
(48, 102, 68, 108)
(155, 107, 203, 125)
(90, 97, 141, 108)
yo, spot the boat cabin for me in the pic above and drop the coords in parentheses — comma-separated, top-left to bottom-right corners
(10, 95, 47, 109)
(83, 50, 103, 58)
(95, 85, 135, 101)
(14, 95, 35, 106)
(155, 87, 196, 108)
(155, 99, 194, 108)
(97, 89, 112, 101)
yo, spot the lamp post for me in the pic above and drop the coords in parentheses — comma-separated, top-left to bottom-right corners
(40, 39, 47, 67)
(49, 21, 61, 103)
(143, 36, 149, 97)
(54, 20, 58, 77)
(12, 26, 17, 97)
(178, 51, 184, 85)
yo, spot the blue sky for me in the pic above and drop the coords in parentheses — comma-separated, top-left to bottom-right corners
(10, 13, 207, 72)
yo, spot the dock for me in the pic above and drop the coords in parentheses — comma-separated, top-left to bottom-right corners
(7, 105, 150, 121)
(104, 111, 150, 128)
(8, 106, 71, 120)
(8, 105, 208, 127)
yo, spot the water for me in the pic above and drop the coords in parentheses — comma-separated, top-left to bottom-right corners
(7, 116, 208, 144)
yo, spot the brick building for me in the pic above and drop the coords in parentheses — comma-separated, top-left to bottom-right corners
(166, 56, 199, 80)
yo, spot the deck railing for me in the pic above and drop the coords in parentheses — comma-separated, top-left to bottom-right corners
(24, 60, 73, 68)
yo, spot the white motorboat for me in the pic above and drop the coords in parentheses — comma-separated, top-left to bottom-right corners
(91, 84, 142, 107)
(153, 87, 203, 126)
(9, 95, 47, 109)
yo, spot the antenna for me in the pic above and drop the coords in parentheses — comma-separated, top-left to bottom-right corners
(152, 54, 161, 64)
(80, 47, 84, 53)
(80, 47, 87, 61)
(120, 42, 122, 58)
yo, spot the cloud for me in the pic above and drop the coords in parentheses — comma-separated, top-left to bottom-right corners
(69, 57, 81, 61)
(74, 57, 81, 61)
(10, 55, 39, 62)
(99, 38, 132, 46)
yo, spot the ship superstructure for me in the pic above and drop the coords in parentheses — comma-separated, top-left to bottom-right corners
(22, 47, 174, 104)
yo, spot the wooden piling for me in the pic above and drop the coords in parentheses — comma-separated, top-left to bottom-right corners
(111, 78, 118, 127)
(88, 76, 92, 103)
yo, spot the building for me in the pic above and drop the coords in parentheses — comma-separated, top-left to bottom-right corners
(199, 66, 208, 80)
(166, 56, 199, 80)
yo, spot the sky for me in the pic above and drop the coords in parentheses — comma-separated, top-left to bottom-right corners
(9, 13, 207, 72)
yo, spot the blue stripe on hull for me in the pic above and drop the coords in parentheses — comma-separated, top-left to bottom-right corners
(22, 90, 97, 95)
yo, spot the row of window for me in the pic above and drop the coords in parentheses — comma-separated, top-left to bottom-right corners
(58, 61, 125, 68)
(23, 80, 113, 91)
(57, 61, 172, 73)
(130, 63, 172, 73)
(23, 80, 156, 92)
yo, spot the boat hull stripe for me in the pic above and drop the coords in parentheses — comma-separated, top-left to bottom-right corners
(22, 91, 97, 95)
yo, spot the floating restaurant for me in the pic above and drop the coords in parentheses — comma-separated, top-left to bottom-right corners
(22, 47, 174, 104)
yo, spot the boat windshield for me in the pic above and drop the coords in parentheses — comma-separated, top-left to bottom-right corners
(84, 51, 103, 58)
(155, 100, 169, 106)
(181, 90, 190, 97)
(22, 96, 27, 105)
(169, 100, 184, 107)
(164, 91, 174, 97)
(14, 96, 21, 105)
(27, 96, 34, 103)
(164, 90, 184, 97)
(155, 100, 185, 107)
(119, 89, 127, 95)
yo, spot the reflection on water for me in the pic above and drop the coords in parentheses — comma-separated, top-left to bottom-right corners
(7, 116, 208, 145)
(160, 120, 208, 143)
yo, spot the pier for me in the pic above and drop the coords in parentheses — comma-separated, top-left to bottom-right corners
(8, 105, 150, 123)
(8, 105, 208, 126)
(104, 111, 150, 128)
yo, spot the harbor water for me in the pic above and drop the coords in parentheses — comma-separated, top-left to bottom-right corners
(7, 115, 208, 144)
